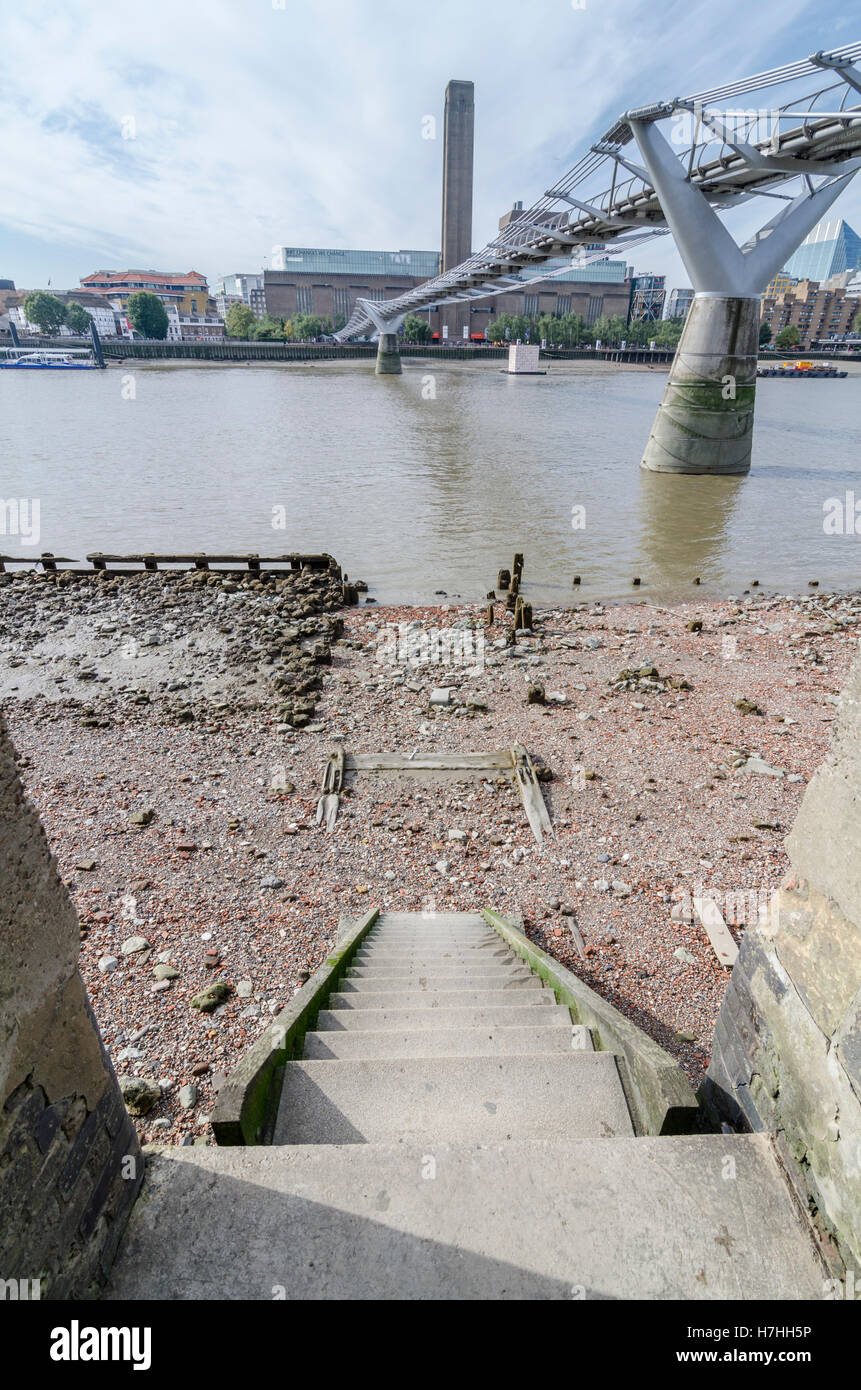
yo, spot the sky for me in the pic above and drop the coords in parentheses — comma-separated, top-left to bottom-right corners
(1, 0, 859, 295)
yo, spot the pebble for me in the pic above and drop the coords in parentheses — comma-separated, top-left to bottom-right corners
(98, 955, 119, 973)
(673, 947, 698, 965)
(120, 936, 150, 956)
(119, 1076, 161, 1117)
(7, 578, 857, 1147)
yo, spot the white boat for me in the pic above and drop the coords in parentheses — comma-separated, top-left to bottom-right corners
(0, 347, 97, 370)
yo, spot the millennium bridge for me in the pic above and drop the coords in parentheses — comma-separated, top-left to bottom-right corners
(337, 42, 861, 475)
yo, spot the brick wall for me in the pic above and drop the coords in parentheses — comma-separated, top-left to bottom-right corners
(0, 717, 142, 1298)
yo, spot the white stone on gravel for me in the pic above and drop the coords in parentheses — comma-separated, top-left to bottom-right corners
(120, 936, 150, 955)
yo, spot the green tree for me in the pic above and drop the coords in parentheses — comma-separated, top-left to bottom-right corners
(64, 302, 92, 335)
(403, 313, 431, 343)
(852, 309, 861, 336)
(588, 314, 628, 346)
(23, 291, 67, 334)
(775, 325, 801, 350)
(252, 314, 287, 341)
(126, 290, 169, 340)
(225, 302, 257, 339)
(288, 313, 330, 340)
(647, 318, 684, 349)
(759, 321, 772, 346)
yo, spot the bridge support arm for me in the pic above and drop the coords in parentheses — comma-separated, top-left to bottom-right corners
(628, 118, 857, 474)
(356, 299, 406, 375)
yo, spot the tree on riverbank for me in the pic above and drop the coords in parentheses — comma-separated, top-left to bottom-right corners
(775, 325, 801, 350)
(126, 291, 169, 340)
(23, 292, 67, 334)
(483, 308, 684, 349)
(64, 303, 92, 335)
(759, 322, 772, 346)
(404, 313, 432, 342)
(225, 303, 258, 339)
(289, 313, 332, 341)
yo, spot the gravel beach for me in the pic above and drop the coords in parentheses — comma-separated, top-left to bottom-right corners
(3, 566, 858, 1145)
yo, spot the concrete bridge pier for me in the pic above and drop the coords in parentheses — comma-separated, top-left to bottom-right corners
(376, 331, 402, 375)
(628, 117, 853, 475)
(640, 294, 759, 474)
(354, 299, 405, 376)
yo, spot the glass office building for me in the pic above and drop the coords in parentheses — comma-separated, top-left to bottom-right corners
(270, 247, 441, 278)
(783, 219, 861, 282)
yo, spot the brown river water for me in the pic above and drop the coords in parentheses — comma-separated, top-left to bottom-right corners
(2, 357, 859, 604)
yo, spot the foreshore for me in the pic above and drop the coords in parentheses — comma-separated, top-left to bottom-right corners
(2, 566, 858, 1145)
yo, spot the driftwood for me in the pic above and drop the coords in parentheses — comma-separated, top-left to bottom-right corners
(511, 744, 554, 845)
(693, 896, 739, 966)
(333, 746, 553, 846)
(316, 747, 345, 831)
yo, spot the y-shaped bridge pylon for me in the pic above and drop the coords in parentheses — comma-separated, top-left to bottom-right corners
(356, 299, 406, 375)
(339, 42, 861, 472)
(629, 115, 857, 473)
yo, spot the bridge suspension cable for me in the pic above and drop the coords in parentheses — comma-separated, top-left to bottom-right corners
(336, 41, 861, 342)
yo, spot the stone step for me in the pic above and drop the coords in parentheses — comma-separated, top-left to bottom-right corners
(273, 1054, 634, 1144)
(315, 1003, 573, 1032)
(365, 923, 495, 935)
(327, 987, 554, 1011)
(349, 958, 521, 973)
(303, 1024, 593, 1060)
(375, 913, 487, 926)
(363, 933, 499, 946)
(339, 973, 541, 993)
(107, 1135, 826, 1300)
(353, 948, 512, 964)
(346, 966, 531, 982)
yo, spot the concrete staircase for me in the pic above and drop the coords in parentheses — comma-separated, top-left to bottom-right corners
(108, 912, 827, 1300)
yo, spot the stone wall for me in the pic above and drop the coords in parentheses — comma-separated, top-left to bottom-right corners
(0, 717, 141, 1298)
(703, 655, 861, 1274)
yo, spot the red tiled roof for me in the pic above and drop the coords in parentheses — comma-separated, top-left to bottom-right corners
(80, 270, 208, 287)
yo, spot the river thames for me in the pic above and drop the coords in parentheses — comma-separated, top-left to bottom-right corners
(2, 357, 859, 602)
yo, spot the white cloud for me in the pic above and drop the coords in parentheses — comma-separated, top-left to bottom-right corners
(1, 0, 856, 293)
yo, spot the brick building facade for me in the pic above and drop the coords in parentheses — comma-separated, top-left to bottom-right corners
(760, 279, 859, 347)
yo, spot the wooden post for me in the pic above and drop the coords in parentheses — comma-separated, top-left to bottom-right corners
(496, 568, 511, 591)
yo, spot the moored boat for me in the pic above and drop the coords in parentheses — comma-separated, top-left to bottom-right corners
(0, 348, 97, 369)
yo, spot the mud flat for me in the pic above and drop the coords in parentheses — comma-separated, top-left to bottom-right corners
(2, 568, 858, 1144)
